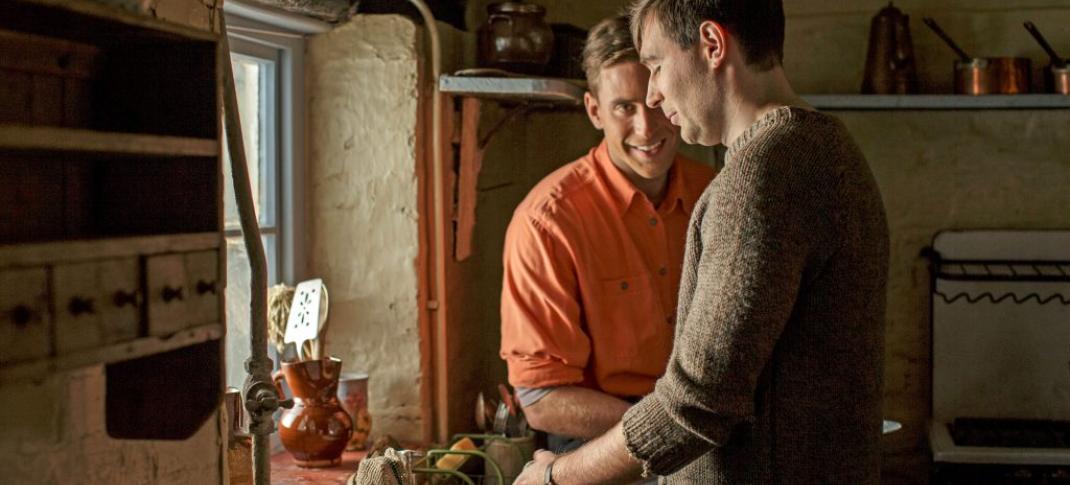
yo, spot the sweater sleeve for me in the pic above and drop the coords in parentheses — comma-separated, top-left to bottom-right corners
(622, 148, 826, 476)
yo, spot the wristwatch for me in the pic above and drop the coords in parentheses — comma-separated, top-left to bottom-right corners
(543, 458, 557, 485)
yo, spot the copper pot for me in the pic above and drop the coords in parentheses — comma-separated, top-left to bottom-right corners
(1024, 21, 1070, 95)
(954, 57, 1031, 95)
(273, 357, 353, 468)
(1046, 64, 1070, 95)
(477, 1, 554, 74)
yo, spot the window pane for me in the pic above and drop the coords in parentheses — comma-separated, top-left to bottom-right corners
(224, 54, 272, 231)
(225, 233, 278, 387)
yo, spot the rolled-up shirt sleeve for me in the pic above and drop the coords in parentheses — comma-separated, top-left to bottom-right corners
(500, 214, 590, 389)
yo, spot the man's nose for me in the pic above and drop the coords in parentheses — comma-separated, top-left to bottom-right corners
(635, 106, 658, 137)
(646, 81, 663, 109)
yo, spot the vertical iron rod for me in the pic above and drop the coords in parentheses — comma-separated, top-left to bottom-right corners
(220, 12, 278, 485)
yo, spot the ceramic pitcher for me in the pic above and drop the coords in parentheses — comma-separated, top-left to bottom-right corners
(273, 357, 353, 467)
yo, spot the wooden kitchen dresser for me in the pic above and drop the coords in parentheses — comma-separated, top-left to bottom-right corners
(0, 0, 225, 440)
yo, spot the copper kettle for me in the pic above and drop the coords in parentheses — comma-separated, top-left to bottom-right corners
(862, 3, 918, 94)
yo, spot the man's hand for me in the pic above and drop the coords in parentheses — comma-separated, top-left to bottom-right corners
(514, 449, 557, 485)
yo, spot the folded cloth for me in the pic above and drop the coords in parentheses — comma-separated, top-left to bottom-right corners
(349, 448, 408, 485)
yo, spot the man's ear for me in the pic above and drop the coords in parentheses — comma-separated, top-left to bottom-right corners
(698, 20, 729, 69)
(584, 91, 604, 130)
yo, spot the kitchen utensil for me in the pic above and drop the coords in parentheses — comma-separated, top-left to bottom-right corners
(862, 3, 918, 94)
(284, 278, 329, 361)
(1024, 21, 1070, 95)
(477, 1, 554, 74)
(492, 401, 510, 435)
(923, 17, 1031, 95)
(475, 391, 488, 432)
(497, 383, 517, 416)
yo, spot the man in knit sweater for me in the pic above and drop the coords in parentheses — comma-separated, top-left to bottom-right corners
(514, 1, 889, 484)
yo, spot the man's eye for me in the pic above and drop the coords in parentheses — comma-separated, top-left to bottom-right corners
(615, 104, 636, 114)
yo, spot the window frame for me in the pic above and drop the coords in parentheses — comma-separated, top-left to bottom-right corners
(224, 12, 309, 285)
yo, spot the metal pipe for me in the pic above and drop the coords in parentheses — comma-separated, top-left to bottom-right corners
(219, 12, 287, 485)
(404, 0, 447, 443)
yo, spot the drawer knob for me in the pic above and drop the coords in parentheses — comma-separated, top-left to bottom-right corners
(113, 290, 141, 309)
(10, 305, 34, 328)
(196, 280, 217, 295)
(162, 286, 185, 302)
(68, 297, 96, 316)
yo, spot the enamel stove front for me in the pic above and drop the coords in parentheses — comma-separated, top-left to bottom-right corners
(927, 231, 1070, 484)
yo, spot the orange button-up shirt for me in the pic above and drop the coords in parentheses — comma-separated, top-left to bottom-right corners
(500, 140, 716, 398)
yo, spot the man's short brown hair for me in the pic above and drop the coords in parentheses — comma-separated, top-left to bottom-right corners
(629, 0, 784, 70)
(582, 15, 639, 95)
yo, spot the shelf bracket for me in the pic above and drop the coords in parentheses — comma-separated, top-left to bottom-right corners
(453, 98, 550, 261)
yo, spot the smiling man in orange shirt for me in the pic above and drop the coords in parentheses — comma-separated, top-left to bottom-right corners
(499, 15, 716, 455)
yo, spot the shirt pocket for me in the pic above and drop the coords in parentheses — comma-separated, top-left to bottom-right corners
(594, 274, 667, 358)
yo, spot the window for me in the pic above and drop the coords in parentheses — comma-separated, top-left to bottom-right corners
(223, 10, 311, 388)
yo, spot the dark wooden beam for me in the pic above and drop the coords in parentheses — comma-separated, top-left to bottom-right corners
(241, 0, 356, 23)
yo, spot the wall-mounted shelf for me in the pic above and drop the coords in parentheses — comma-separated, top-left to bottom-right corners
(0, 232, 220, 267)
(439, 75, 585, 106)
(804, 94, 1070, 110)
(0, 124, 219, 157)
(0, 322, 223, 384)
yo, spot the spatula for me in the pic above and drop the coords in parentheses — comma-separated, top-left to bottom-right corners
(284, 278, 328, 361)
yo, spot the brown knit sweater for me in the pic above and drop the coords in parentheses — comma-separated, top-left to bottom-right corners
(621, 107, 889, 484)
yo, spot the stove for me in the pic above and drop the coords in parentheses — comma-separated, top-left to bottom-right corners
(928, 231, 1070, 484)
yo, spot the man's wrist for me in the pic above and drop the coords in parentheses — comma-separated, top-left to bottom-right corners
(543, 457, 557, 485)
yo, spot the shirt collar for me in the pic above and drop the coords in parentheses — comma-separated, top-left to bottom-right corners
(591, 139, 691, 216)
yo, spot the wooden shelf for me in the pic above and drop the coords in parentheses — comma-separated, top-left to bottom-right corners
(12, 0, 220, 43)
(0, 124, 219, 157)
(0, 232, 220, 267)
(439, 75, 585, 106)
(804, 94, 1070, 110)
(0, 322, 224, 384)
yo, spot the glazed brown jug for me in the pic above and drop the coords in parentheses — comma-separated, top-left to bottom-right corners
(273, 357, 353, 468)
(477, 1, 554, 74)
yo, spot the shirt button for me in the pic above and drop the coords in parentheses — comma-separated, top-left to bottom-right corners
(620, 281, 629, 290)
(649, 218, 658, 226)
(658, 266, 668, 276)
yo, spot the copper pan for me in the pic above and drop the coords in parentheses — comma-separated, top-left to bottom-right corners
(925, 17, 1032, 95)
(954, 57, 1031, 95)
(1024, 21, 1070, 95)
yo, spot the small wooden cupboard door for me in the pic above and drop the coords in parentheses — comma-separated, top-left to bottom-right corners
(184, 250, 219, 328)
(53, 261, 103, 353)
(97, 257, 140, 344)
(0, 267, 51, 364)
(146, 253, 187, 336)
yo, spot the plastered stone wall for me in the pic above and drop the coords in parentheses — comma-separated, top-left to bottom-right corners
(307, 15, 424, 444)
(0, 368, 221, 484)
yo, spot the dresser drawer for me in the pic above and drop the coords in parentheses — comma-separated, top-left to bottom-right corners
(53, 261, 103, 353)
(146, 253, 187, 336)
(97, 257, 140, 343)
(0, 267, 51, 364)
(184, 249, 219, 328)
